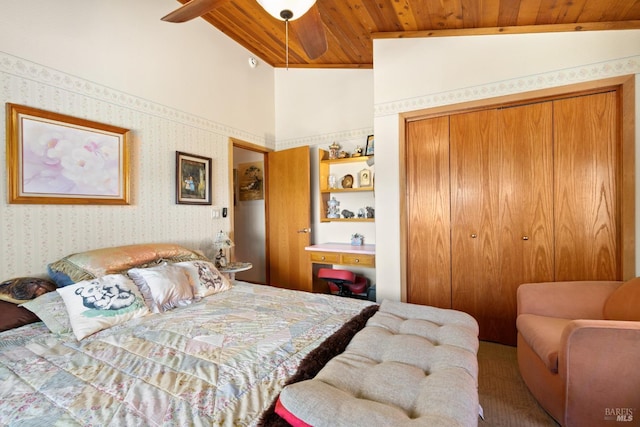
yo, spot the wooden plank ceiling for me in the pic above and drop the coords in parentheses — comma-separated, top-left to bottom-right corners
(164, 0, 640, 68)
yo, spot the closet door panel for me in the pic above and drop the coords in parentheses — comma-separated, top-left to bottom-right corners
(450, 109, 501, 337)
(406, 117, 452, 308)
(554, 92, 620, 281)
(494, 103, 554, 344)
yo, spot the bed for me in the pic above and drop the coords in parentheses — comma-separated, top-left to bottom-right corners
(0, 244, 375, 426)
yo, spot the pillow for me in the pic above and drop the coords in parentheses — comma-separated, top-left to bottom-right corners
(128, 263, 195, 313)
(57, 274, 149, 340)
(21, 291, 73, 334)
(0, 300, 41, 332)
(603, 277, 640, 321)
(47, 243, 209, 287)
(0, 277, 57, 304)
(174, 260, 232, 298)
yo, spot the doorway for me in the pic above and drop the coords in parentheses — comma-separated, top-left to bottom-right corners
(231, 138, 269, 284)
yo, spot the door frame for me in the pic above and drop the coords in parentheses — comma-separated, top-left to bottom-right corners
(399, 75, 636, 301)
(229, 137, 273, 283)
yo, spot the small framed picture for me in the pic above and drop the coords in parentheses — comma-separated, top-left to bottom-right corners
(176, 151, 212, 205)
(365, 134, 374, 156)
(359, 168, 371, 187)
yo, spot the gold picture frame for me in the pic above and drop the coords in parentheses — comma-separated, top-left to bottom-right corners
(6, 103, 130, 205)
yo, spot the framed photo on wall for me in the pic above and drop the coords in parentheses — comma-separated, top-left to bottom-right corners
(365, 134, 374, 156)
(238, 161, 264, 201)
(176, 151, 212, 205)
(6, 103, 130, 205)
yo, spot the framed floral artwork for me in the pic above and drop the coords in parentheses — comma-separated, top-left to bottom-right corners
(6, 103, 130, 205)
(176, 151, 212, 205)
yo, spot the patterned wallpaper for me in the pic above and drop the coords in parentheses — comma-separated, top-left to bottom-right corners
(0, 52, 268, 278)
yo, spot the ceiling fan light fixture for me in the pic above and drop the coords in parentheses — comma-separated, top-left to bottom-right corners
(256, 0, 316, 21)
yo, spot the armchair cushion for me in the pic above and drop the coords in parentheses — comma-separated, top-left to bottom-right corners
(516, 314, 570, 372)
(603, 277, 640, 321)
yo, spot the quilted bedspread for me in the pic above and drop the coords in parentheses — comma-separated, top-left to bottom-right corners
(0, 282, 373, 426)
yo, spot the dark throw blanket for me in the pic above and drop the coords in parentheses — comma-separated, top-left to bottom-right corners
(258, 303, 380, 426)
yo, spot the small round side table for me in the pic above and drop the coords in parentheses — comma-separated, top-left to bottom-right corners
(218, 262, 253, 280)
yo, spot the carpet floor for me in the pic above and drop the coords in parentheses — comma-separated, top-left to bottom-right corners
(478, 341, 560, 427)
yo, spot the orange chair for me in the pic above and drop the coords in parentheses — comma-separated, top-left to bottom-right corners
(318, 268, 368, 298)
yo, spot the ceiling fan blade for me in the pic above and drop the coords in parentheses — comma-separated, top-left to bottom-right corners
(290, 4, 328, 60)
(162, 0, 227, 23)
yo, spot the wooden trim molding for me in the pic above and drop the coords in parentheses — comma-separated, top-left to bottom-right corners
(374, 21, 640, 40)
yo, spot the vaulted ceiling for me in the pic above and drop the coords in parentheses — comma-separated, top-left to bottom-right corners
(163, 0, 640, 68)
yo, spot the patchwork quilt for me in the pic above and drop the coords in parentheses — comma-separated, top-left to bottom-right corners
(0, 282, 373, 426)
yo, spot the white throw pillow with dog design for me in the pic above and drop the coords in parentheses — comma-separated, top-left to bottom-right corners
(57, 274, 149, 340)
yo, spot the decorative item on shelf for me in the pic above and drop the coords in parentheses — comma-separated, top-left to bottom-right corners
(351, 233, 364, 246)
(338, 150, 349, 159)
(359, 168, 371, 187)
(342, 209, 355, 218)
(328, 174, 337, 189)
(327, 197, 341, 218)
(341, 174, 354, 189)
(366, 206, 375, 218)
(357, 208, 365, 218)
(213, 230, 234, 268)
(328, 142, 340, 159)
(352, 146, 363, 157)
(365, 135, 374, 156)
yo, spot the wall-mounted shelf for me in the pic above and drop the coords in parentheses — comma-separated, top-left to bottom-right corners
(318, 149, 375, 223)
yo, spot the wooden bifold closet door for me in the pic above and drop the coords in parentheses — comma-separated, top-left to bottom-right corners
(406, 90, 620, 345)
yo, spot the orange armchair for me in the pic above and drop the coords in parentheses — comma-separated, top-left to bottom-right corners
(516, 279, 640, 427)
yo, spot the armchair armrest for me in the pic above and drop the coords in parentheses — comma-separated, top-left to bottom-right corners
(517, 281, 622, 319)
(558, 320, 640, 426)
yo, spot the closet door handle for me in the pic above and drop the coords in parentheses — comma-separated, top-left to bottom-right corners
(470, 233, 477, 238)
(522, 236, 529, 241)
(297, 228, 311, 233)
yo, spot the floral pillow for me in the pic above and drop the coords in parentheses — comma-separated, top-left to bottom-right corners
(174, 260, 231, 298)
(128, 263, 195, 313)
(57, 274, 149, 340)
(21, 291, 73, 334)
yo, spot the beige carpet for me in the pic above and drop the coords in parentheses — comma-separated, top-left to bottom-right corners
(478, 341, 560, 427)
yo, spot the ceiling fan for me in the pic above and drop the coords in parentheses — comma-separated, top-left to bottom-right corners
(161, 0, 328, 60)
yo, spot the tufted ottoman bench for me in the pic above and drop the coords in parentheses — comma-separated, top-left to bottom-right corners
(275, 299, 480, 426)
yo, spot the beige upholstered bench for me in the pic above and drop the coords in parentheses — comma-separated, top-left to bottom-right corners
(276, 300, 480, 426)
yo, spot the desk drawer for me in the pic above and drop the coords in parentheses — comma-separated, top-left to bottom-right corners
(310, 252, 340, 264)
(340, 253, 375, 267)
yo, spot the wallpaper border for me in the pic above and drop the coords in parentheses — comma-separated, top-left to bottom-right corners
(374, 55, 640, 117)
(0, 51, 271, 149)
(276, 127, 374, 150)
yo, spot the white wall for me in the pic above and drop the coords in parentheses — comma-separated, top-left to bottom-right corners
(0, 0, 275, 277)
(275, 68, 375, 244)
(373, 30, 640, 302)
(274, 68, 376, 284)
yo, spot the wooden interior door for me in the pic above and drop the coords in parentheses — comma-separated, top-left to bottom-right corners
(553, 91, 620, 281)
(266, 146, 312, 291)
(406, 116, 452, 308)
